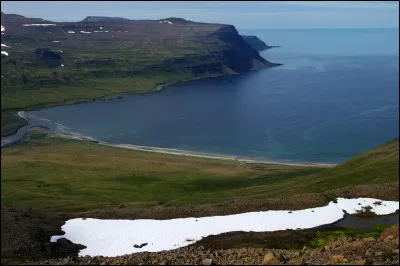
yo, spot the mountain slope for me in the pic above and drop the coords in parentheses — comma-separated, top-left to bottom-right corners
(291, 138, 399, 194)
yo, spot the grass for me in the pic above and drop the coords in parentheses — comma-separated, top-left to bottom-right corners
(278, 138, 399, 193)
(1, 133, 398, 215)
(308, 224, 391, 248)
(1, 133, 322, 213)
(1, 111, 27, 137)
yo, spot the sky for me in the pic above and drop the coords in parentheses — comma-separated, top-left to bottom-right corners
(1, 1, 399, 29)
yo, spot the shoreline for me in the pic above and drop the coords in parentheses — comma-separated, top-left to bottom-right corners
(27, 123, 336, 168)
(154, 63, 281, 92)
(3, 64, 337, 168)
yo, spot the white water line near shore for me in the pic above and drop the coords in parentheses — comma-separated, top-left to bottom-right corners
(98, 142, 337, 168)
(50, 197, 399, 257)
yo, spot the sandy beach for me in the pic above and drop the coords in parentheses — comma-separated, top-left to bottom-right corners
(10, 111, 336, 168)
(27, 124, 336, 168)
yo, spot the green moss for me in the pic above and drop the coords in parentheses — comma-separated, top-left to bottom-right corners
(309, 237, 326, 248)
(308, 225, 392, 248)
(383, 251, 396, 261)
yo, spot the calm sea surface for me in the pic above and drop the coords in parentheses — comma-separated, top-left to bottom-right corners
(26, 28, 399, 164)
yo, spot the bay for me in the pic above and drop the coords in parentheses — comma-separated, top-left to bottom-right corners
(26, 28, 399, 164)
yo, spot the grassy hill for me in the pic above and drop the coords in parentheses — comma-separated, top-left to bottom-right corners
(1, 132, 398, 215)
(282, 138, 399, 194)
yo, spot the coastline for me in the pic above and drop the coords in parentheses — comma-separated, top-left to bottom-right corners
(7, 110, 337, 168)
(155, 63, 281, 92)
(27, 123, 336, 168)
(2, 64, 338, 168)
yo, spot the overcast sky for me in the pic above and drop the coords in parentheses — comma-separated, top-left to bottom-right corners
(1, 1, 399, 29)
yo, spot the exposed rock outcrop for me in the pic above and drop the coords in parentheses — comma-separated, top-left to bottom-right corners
(241, 35, 280, 51)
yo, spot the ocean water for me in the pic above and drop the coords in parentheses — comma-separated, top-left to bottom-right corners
(26, 28, 399, 164)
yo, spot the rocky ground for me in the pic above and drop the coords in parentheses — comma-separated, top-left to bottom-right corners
(26, 224, 399, 265)
(0, 205, 84, 265)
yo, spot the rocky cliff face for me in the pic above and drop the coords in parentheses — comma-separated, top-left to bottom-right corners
(242, 35, 281, 52)
(242, 35, 270, 51)
(241, 35, 280, 51)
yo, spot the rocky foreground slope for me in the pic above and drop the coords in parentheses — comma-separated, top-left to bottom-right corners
(2, 203, 398, 265)
(22, 224, 400, 265)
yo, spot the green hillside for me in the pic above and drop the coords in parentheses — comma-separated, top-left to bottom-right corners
(293, 138, 399, 193)
(1, 132, 398, 215)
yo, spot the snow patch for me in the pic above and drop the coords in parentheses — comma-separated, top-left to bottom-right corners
(1, 44, 11, 48)
(159, 20, 173, 24)
(50, 197, 399, 257)
(1, 51, 9, 56)
(80, 31, 92, 34)
(67, 31, 75, 34)
(52, 41, 60, 43)
(22, 24, 57, 26)
(61, 64, 64, 67)
(58, 50, 63, 53)
(1, 25, 4, 32)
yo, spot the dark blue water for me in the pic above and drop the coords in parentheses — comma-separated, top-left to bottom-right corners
(26, 28, 399, 164)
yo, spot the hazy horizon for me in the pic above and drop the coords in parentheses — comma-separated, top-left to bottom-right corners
(1, 1, 399, 29)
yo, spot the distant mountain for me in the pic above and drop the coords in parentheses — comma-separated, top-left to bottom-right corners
(1, 12, 276, 74)
(80, 16, 193, 24)
(0, 12, 51, 24)
(80, 16, 153, 23)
